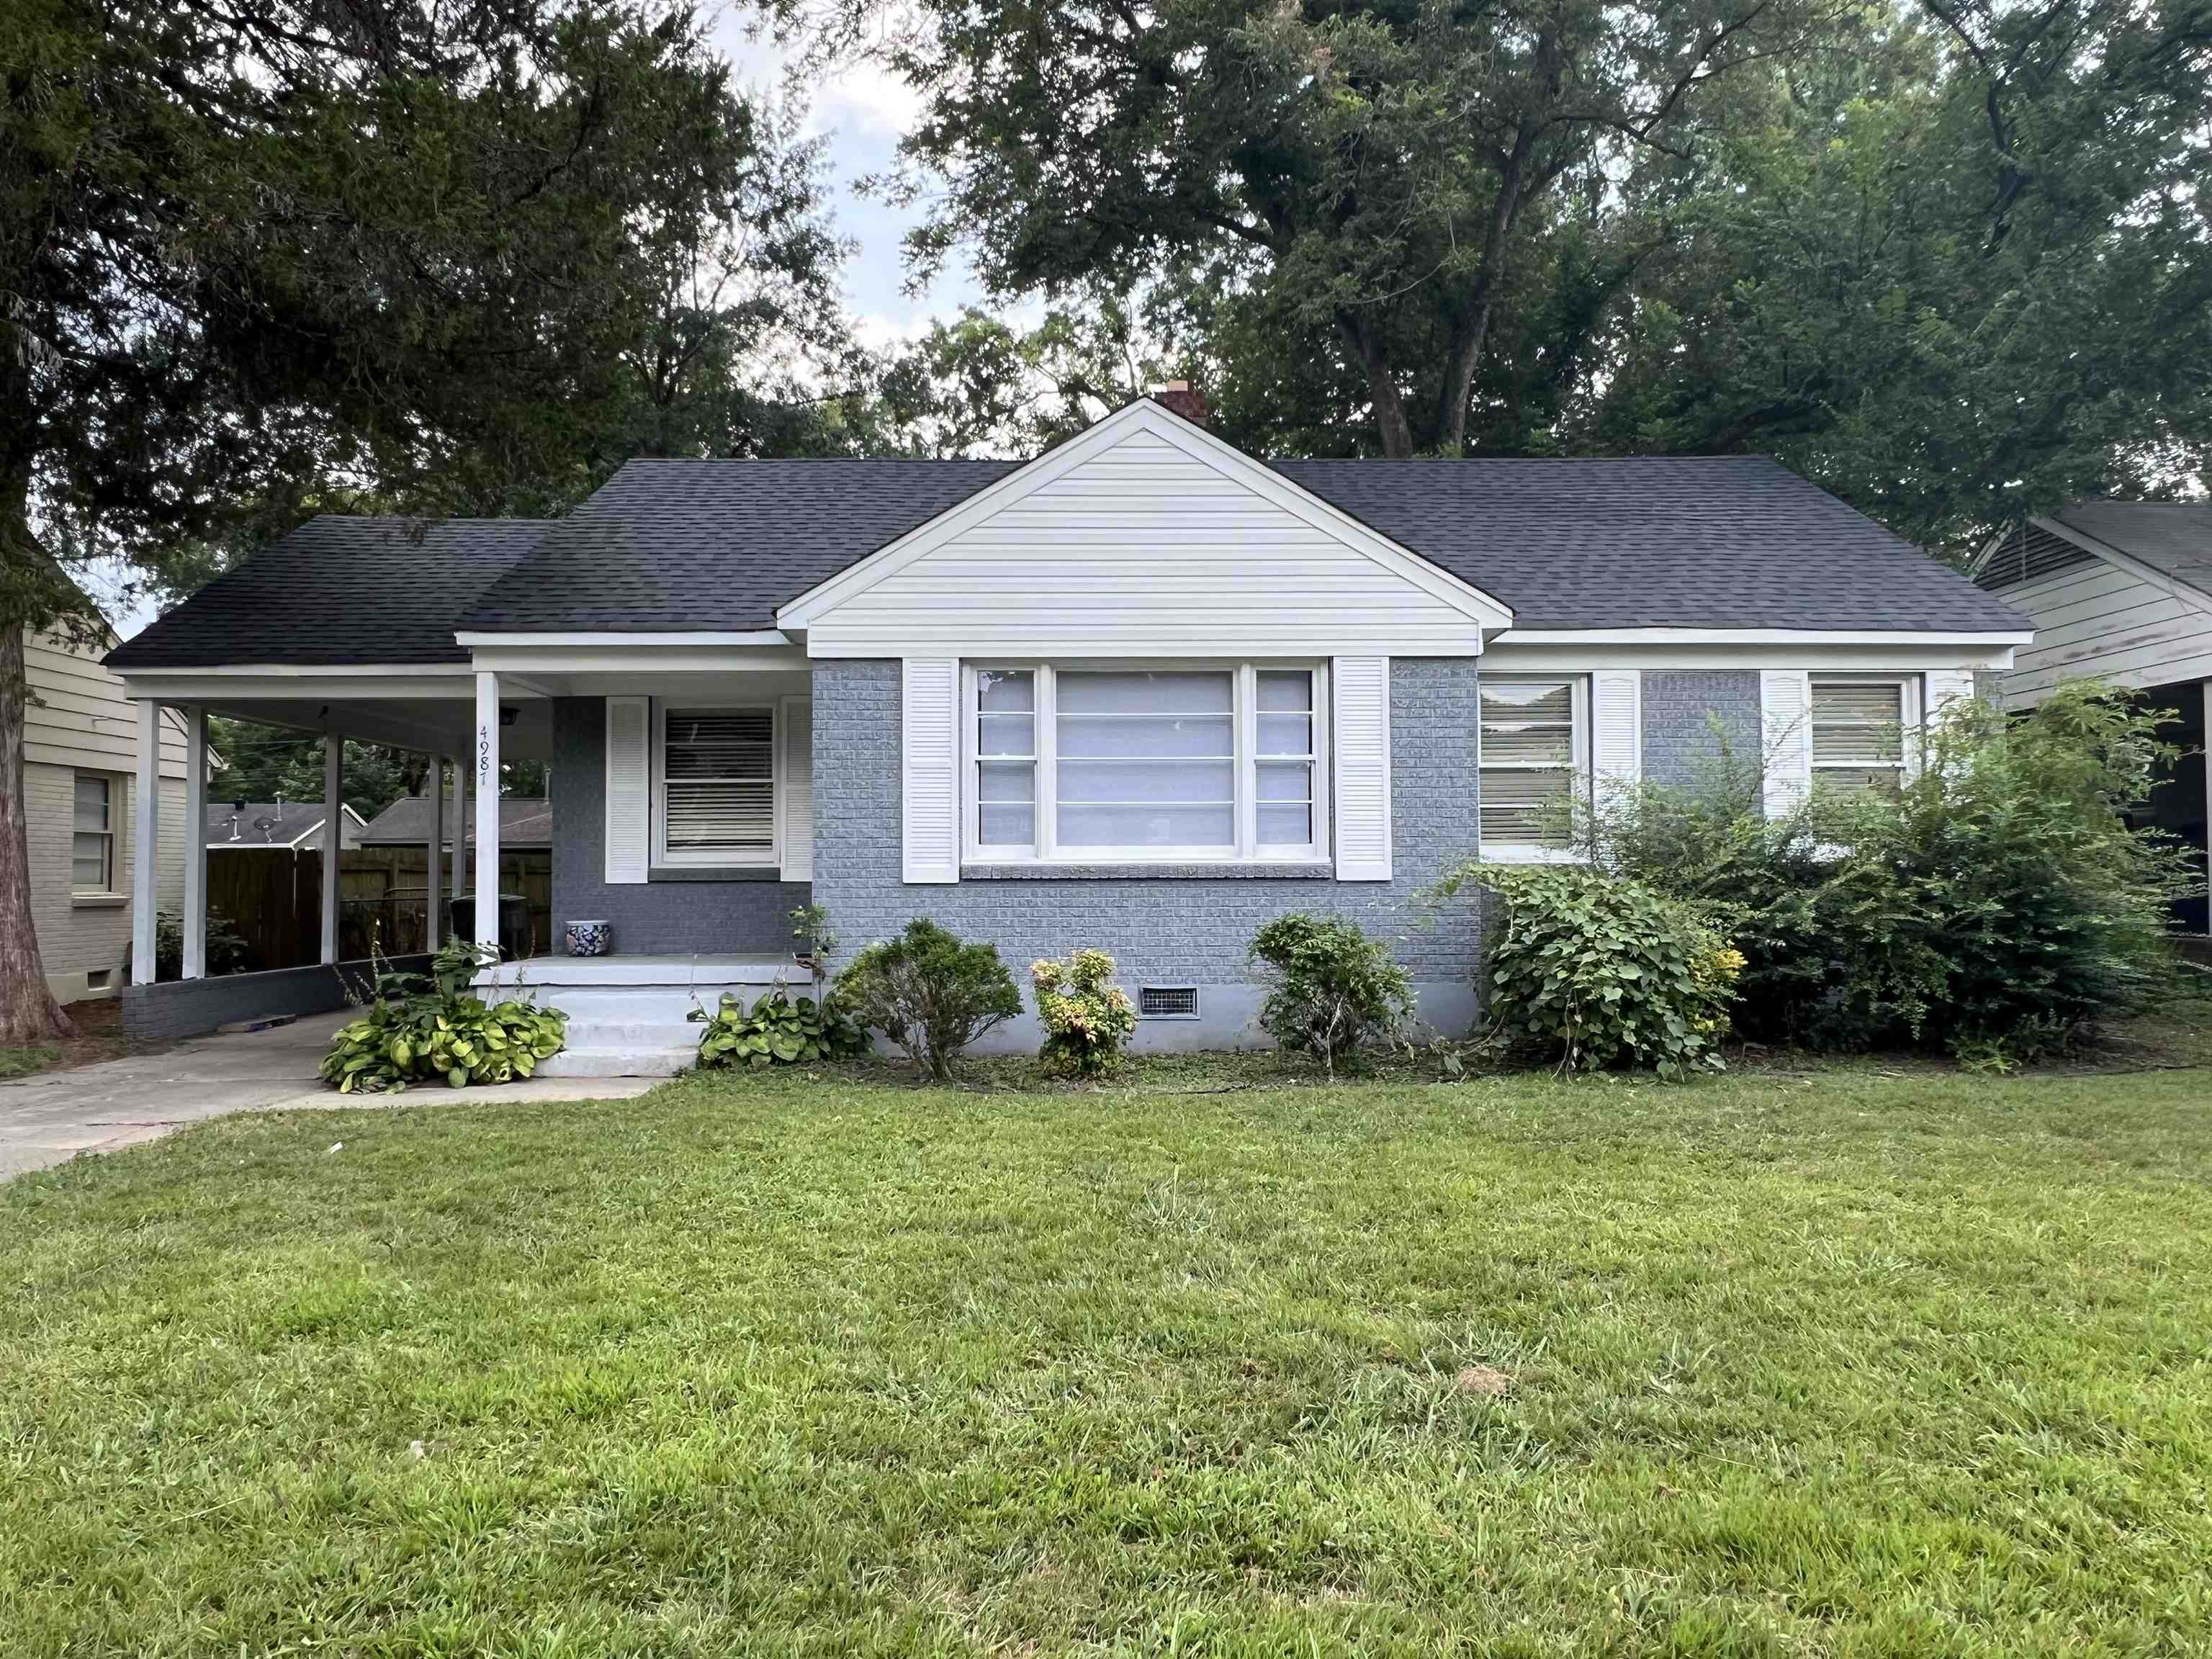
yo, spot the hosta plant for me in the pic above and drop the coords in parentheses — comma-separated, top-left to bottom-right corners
(691, 984, 868, 1070)
(321, 940, 567, 1094)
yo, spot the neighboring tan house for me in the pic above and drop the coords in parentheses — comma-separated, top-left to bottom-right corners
(107, 394, 2035, 1063)
(1972, 502, 2212, 930)
(24, 624, 191, 1003)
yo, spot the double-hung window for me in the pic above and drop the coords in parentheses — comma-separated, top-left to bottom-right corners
(967, 664, 1327, 862)
(72, 774, 114, 894)
(655, 704, 777, 866)
(1809, 677, 1917, 796)
(1478, 678, 1587, 853)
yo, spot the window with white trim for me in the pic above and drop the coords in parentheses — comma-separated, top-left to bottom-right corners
(71, 773, 114, 893)
(1809, 677, 1918, 796)
(1478, 678, 1587, 849)
(655, 704, 777, 866)
(966, 664, 1328, 862)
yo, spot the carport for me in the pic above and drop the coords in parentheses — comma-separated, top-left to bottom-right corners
(103, 518, 556, 1038)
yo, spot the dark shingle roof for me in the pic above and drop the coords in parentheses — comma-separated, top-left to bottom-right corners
(460, 453, 2023, 635)
(108, 516, 552, 670)
(117, 449, 2028, 662)
(459, 460, 1020, 633)
(1270, 456, 2026, 631)
(205, 801, 361, 849)
(2047, 501, 2212, 593)
(358, 795, 552, 848)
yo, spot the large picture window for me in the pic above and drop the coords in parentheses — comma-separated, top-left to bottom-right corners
(655, 704, 776, 866)
(966, 664, 1328, 862)
(1478, 678, 1586, 851)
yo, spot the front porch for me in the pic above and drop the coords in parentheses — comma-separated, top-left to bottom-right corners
(487, 953, 807, 1076)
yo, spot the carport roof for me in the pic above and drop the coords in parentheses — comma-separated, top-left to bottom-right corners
(106, 517, 552, 671)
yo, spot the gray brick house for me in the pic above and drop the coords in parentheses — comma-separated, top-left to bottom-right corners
(106, 397, 2031, 1067)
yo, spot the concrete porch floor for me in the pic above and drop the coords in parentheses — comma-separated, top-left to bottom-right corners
(0, 1009, 660, 1181)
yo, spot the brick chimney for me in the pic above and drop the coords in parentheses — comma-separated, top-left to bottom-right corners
(1151, 379, 1210, 426)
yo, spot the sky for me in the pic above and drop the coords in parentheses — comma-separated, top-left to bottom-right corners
(712, 5, 981, 347)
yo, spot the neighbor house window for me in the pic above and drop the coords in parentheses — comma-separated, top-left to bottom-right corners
(655, 705, 776, 865)
(71, 774, 114, 893)
(966, 665, 1327, 861)
(1810, 678, 1917, 796)
(1478, 678, 1586, 850)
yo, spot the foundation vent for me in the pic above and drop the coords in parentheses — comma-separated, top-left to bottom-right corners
(1138, 985, 1200, 1020)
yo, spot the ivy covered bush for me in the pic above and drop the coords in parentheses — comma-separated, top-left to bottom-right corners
(834, 919, 1023, 1082)
(1593, 683, 2193, 1061)
(691, 985, 866, 1069)
(1030, 949, 1138, 1077)
(1440, 864, 1743, 1079)
(322, 941, 566, 1094)
(1247, 914, 1411, 1075)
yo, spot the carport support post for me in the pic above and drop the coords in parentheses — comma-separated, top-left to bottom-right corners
(2204, 683, 2211, 935)
(474, 672, 500, 958)
(427, 757, 446, 950)
(130, 700, 160, 986)
(450, 755, 467, 940)
(181, 706, 207, 979)
(320, 734, 343, 964)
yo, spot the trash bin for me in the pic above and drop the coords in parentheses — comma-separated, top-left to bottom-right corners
(448, 894, 532, 961)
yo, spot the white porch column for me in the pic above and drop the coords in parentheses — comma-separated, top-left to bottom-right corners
(130, 700, 161, 985)
(474, 672, 500, 956)
(426, 757, 446, 950)
(451, 753, 467, 936)
(181, 706, 208, 979)
(2203, 683, 2211, 937)
(320, 734, 343, 963)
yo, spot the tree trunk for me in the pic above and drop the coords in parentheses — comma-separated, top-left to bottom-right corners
(1434, 300, 1494, 454)
(0, 621, 73, 1048)
(1335, 310, 1415, 457)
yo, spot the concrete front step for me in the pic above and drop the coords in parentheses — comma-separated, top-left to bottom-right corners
(536, 1046, 696, 1079)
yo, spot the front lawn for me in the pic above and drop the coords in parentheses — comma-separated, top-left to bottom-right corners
(3, 1061, 2208, 1655)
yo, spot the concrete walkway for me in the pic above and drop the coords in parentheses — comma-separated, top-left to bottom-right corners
(0, 1010, 660, 1179)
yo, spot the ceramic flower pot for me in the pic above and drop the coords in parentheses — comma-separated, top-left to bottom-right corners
(564, 919, 612, 958)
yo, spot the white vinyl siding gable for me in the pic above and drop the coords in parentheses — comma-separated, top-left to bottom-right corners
(799, 423, 1501, 657)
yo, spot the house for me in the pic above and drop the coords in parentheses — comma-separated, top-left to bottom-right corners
(1972, 502, 2212, 930)
(21, 621, 192, 1004)
(205, 800, 367, 850)
(104, 396, 2031, 1064)
(357, 795, 550, 853)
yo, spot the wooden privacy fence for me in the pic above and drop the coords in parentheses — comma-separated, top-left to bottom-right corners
(206, 848, 553, 971)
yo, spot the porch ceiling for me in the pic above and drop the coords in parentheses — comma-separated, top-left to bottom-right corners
(114, 673, 552, 760)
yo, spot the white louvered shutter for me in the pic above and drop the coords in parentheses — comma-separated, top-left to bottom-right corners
(902, 658, 960, 884)
(781, 696, 814, 882)
(1591, 670, 1642, 806)
(1331, 656, 1392, 881)
(1760, 670, 1812, 819)
(1925, 670, 1975, 716)
(604, 696, 650, 884)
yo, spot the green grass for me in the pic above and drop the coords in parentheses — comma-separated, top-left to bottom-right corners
(0, 1045, 59, 1079)
(3, 1061, 2209, 1656)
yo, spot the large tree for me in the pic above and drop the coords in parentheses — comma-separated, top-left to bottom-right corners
(1, 0, 837, 1040)
(876, 0, 1840, 457)
(1564, 0, 2212, 554)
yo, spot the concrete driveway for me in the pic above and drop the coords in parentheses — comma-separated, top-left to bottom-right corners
(0, 1011, 657, 1179)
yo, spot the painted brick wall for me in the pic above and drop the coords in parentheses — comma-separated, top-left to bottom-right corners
(27, 760, 189, 1002)
(1640, 671, 1763, 789)
(810, 658, 1484, 1011)
(549, 697, 809, 954)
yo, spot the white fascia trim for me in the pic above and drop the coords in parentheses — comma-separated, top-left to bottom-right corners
(1493, 629, 2034, 644)
(454, 631, 793, 647)
(117, 663, 472, 678)
(2022, 517, 2212, 614)
(120, 670, 472, 702)
(775, 398, 1516, 632)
